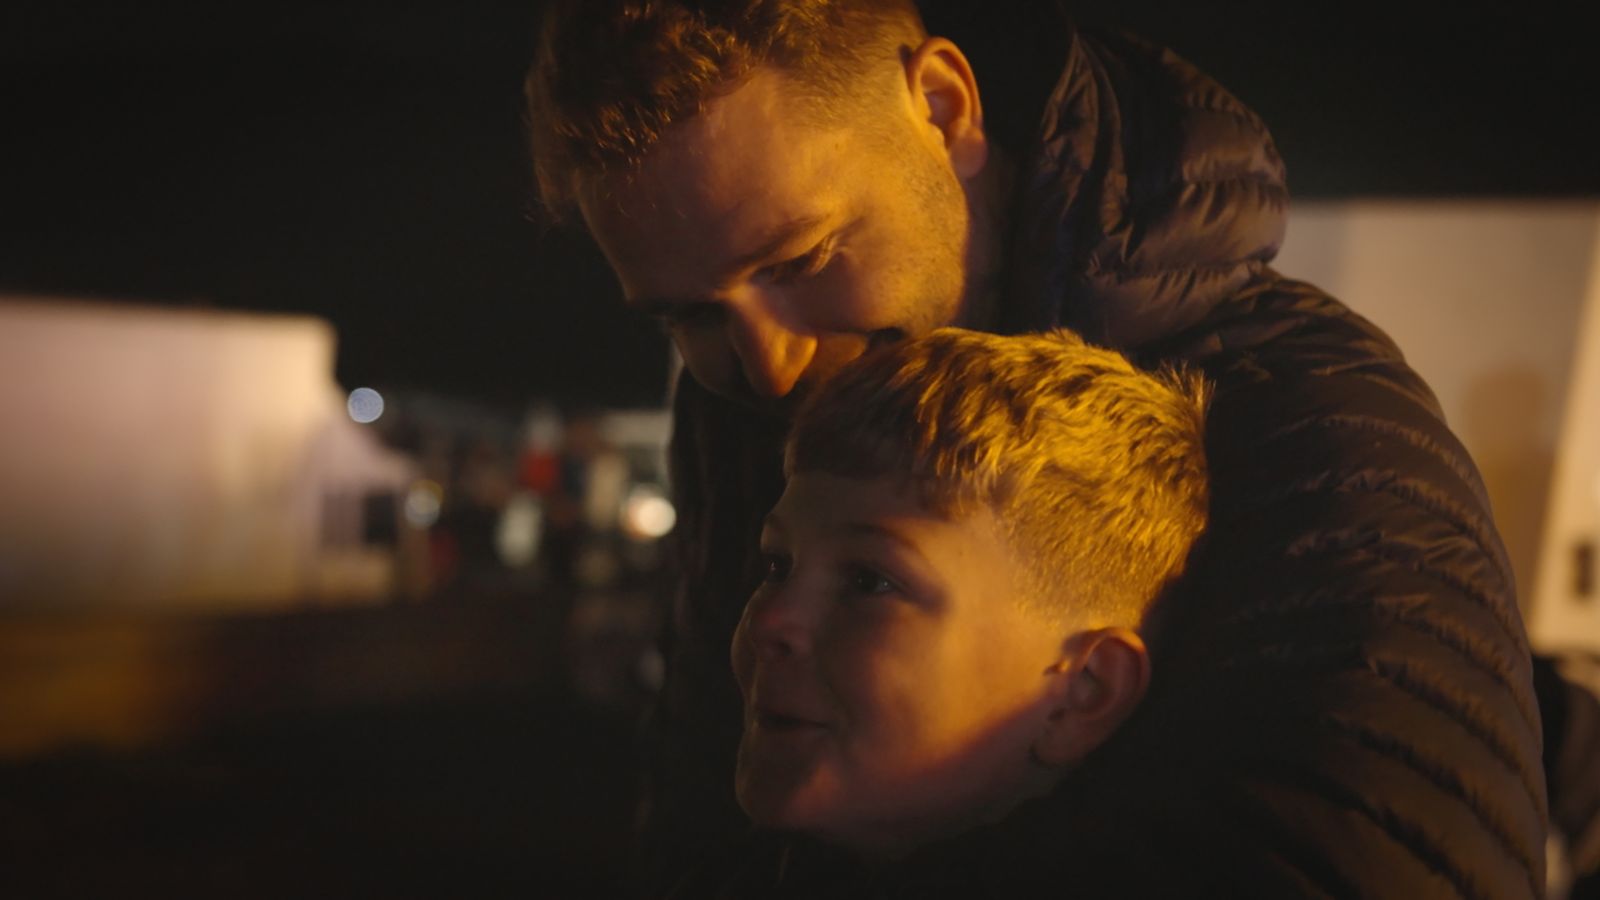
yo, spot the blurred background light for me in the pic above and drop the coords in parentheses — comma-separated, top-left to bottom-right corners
(403, 479, 443, 529)
(495, 491, 543, 569)
(621, 485, 675, 542)
(347, 387, 384, 424)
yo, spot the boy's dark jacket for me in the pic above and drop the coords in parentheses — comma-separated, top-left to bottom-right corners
(649, 21, 1549, 899)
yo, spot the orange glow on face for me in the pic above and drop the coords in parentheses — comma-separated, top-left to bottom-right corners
(579, 69, 975, 417)
(730, 472, 1066, 858)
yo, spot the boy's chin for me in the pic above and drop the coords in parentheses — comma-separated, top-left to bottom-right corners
(735, 770, 805, 828)
(735, 765, 841, 836)
(735, 777, 903, 859)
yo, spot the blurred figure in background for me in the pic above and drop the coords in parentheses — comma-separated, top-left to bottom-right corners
(435, 437, 517, 599)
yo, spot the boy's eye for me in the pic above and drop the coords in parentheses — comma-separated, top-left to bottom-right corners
(843, 565, 895, 598)
(650, 302, 722, 332)
(761, 553, 792, 584)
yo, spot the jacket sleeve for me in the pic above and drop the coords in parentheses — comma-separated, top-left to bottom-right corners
(1057, 274, 1549, 898)
(995, 22, 1547, 894)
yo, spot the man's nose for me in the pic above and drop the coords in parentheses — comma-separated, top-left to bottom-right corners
(726, 295, 817, 399)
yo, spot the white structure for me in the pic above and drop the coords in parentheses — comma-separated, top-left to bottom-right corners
(1525, 230, 1600, 652)
(0, 297, 416, 611)
(1276, 200, 1600, 648)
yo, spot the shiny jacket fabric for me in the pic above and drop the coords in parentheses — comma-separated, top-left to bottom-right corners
(650, 24, 1548, 899)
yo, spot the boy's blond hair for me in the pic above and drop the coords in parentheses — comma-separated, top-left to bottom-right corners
(786, 327, 1210, 627)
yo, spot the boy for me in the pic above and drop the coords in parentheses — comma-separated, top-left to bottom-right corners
(729, 327, 1210, 874)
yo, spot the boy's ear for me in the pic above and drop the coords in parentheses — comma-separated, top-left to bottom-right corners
(1032, 628, 1151, 768)
(902, 37, 987, 180)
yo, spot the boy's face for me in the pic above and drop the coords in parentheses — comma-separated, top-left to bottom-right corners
(730, 472, 1069, 858)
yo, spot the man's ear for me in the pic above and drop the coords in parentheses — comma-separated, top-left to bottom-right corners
(903, 37, 987, 180)
(1032, 628, 1151, 768)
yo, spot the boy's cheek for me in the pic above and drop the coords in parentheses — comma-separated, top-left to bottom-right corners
(729, 620, 757, 694)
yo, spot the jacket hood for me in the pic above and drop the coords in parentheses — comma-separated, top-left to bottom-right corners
(1003, 27, 1289, 350)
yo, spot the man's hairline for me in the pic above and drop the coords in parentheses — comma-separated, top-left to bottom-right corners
(563, 50, 919, 223)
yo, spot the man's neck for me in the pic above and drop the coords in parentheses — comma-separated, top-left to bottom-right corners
(961, 143, 1018, 332)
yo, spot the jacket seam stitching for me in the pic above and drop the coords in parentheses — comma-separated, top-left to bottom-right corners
(1241, 762, 1490, 900)
(1216, 589, 1540, 738)
(1257, 413, 1491, 528)
(1322, 711, 1542, 895)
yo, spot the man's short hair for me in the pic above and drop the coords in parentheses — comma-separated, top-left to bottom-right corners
(524, 0, 925, 221)
(786, 328, 1211, 627)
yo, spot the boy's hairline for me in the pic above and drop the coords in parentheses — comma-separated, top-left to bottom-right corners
(779, 328, 1211, 636)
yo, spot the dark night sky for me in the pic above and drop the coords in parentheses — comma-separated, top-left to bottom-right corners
(4, 1, 1596, 410)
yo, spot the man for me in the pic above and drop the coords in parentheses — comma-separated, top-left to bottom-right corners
(526, 1, 1549, 895)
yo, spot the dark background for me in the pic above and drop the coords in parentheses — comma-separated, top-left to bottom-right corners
(4, 0, 1596, 413)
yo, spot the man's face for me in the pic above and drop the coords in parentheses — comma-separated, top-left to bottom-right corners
(730, 472, 1065, 857)
(579, 68, 978, 416)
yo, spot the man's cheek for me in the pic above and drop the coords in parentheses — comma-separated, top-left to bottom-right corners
(677, 336, 738, 395)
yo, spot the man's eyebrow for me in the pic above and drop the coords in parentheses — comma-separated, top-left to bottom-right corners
(625, 215, 831, 316)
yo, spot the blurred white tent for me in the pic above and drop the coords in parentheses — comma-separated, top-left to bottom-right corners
(1524, 225, 1600, 653)
(0, 297, 415, 611)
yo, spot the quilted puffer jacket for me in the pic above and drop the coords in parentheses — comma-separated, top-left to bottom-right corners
(646, 22, 1548, 900)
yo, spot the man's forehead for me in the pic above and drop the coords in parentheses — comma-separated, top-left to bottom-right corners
(580, 70, 848, 286)
(617, 72, 828, 216)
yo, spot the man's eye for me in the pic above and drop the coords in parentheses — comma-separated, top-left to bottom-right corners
(843, 565, 894, 598)
(761, 553, 792, 583)
(762, 239, 835, 284)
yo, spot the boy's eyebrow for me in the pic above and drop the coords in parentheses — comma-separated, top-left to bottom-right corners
(628, 295, 707, 318)
(758, 514, 934, 569)
(841, 522, 934, 570)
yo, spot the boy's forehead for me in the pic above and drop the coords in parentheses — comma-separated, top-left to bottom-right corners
(776, 471, 923, 525)
(773, 472, 1000, 554)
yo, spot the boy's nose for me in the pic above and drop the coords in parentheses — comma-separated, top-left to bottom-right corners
(727, 297, 816, 399)
(739, 588, 813, 663)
